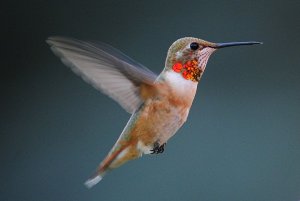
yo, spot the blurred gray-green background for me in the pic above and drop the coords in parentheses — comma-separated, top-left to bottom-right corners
(2, 0, 300, 201)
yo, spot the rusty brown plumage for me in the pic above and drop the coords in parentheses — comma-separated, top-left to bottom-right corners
(47, 36, 261, 188)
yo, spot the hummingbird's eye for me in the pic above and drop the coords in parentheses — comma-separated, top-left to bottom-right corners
(190, 42, 199, 50)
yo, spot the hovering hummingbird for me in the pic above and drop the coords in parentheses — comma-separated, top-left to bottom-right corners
(47, 36, 261, 188)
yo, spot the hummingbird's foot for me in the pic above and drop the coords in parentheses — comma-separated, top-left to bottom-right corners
(150, 142, 166, 154)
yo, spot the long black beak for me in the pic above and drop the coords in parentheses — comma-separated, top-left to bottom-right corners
(215, 41, 263, 49)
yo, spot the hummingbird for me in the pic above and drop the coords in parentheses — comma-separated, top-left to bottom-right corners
(47, 36, 261, 188)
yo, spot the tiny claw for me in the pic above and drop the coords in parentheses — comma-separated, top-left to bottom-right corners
(150, 142, 166, 154)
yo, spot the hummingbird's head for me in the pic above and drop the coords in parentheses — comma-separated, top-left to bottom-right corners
(164, 37, 262, 82)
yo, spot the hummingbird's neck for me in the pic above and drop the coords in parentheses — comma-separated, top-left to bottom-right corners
(161, 70, 198, 101)
(169, 59, 203, 82)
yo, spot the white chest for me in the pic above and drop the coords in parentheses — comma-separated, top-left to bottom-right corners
(164, 70, 198, 96)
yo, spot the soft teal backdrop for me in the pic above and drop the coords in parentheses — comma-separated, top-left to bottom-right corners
(2, 0, 300, 201)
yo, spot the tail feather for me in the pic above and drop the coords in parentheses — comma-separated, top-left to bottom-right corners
(84, 145, 129, 188)
(84, 175, 103, 188)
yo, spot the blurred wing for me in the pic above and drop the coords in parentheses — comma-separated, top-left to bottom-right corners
(47, 36, 158, 114)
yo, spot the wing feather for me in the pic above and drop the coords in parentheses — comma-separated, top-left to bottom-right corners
(47, 37, 158, 113)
